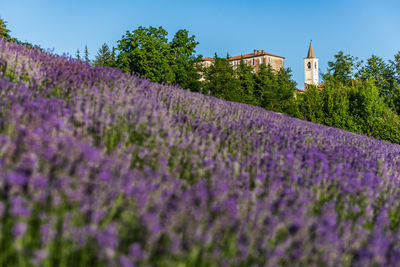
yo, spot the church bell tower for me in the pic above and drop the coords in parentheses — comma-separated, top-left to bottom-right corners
(304, 41, 319, 88)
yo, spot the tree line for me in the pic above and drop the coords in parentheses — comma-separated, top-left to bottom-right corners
(80, 26, 202, 92)
(202, 55, 296, 113)
(295, 51, 400, 144)
(96, 25, 399, 144)
(90, 26, 297, 114)
(2, 17, 400, 145)
(97, 25, 400, 144)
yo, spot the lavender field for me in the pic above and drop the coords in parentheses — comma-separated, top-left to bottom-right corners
(1, 39, 400, 266)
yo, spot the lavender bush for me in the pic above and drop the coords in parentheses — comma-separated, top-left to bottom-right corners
(1, 38, 400, 266)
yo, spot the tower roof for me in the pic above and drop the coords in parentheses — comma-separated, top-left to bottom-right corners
(307, 42, 316, 58)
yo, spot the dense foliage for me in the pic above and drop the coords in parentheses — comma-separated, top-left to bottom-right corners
(322, 51, 400, 111)
(93, 25, 296, 113)
(2, 39, 400, 266)
(203, 55, 243, 102)
(204, 54, 297, 113)
(0, 17, 11, 39)
(93, 43, 116, 67)
(116, 26, 202, 91)
(295, 51, 400, 144)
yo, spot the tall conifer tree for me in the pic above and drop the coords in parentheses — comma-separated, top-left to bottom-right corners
(84, 45, 90, 63)
(76, 49, 81, 60)
(236, 58, 258, 106)
(204, 54, 243, 102)
(94, 43, 113, 67)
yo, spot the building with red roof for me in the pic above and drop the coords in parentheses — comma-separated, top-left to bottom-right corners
(201, 49, 285, 72)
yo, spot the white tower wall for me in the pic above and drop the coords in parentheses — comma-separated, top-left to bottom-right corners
(304, 42, 319, 88)
(304, 58, 319, 86)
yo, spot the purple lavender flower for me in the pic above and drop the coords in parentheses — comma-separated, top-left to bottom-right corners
(12, 222, 27, 237)
(98, 170, 111, 181)
(1, 38, 400, 266)
(119, 256, 135, 267)
(10, 196, 30, 217)
(32, 250, 48, 266)
(32, 175, 48, 189)
(97, 225, 118, 251)
(7, 171, 28, 186)
(129, 243, 147, 260)
(81, 143, 101, 163)
(40, 224, 50, 243)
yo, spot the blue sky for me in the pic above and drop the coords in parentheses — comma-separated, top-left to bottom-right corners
(1, 0, 399, 88)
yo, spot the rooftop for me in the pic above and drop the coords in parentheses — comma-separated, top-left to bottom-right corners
(230, 49, 284, 60)
(202, 49, 285, 61)
(307, 42, 316, 58)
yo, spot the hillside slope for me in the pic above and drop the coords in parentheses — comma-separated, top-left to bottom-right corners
(1, 39, 400, 266)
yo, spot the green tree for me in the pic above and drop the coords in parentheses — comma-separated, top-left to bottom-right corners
(236, 59, 258, 105)
(76, 49, 81, 60)
(93, 43, 113, 67)
(117, 26, 175, 83)
(294, 51, 400, 144)
(204, 54, 243, 102)
(254, 64, 296, 112)
(116, 26, 201, 88)
(349, 80, 400, 143)
(254, 64, 277, 110)
(389, 52, 400, 113)
(348, 80, 386, 132)
(320, 78, 355, 131)
(84, 45, 90, 63)
(358, 55, 397, 99)
(275, 67, 297, 113)
(369, 107, 400, 144)
(391, 51, 400, 79)
(170, 29, 202, 91)
(0, 17, 11, 39)
(111, 47, 117, 67)
(296, 85, 324, 123)
(323, 51, 362, 86)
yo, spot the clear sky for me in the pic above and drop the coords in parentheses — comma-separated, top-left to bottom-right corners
(1, 0, 399, 88)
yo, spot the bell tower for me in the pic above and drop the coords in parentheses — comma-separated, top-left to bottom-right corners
(304, 41, 319, 88)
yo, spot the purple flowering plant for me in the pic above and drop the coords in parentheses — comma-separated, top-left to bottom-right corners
(1, 38, 400, 266)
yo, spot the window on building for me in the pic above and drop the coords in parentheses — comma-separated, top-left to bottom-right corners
(268, 57, 271, 64)
(252, 59, 255, 65)
(307, 62, 311, 69)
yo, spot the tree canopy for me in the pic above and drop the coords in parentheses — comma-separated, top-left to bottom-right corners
(204, 54, 243, 102)
(236, 59, 258, 105)
(359, 55, 397, 97)
(84, 45, 90, 63)
(323, 51, 362, 85)
(93, 43, 115, 67)
(0, 17, 11, 39)
(295, 50, 400, 144)
(116, 26, 202, 90)
(254, 64, 296, 113)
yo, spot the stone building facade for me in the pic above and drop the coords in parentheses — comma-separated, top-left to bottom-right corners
(201, 49, 285, 72)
